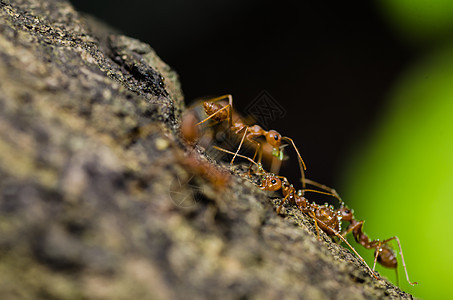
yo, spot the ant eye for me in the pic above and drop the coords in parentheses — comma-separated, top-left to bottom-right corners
(345, 209, 350, 214)
(274, 135, 279, 141)
(271, 179, 276, 184)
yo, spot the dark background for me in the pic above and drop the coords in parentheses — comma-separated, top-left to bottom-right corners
(71, 0, 412, 186)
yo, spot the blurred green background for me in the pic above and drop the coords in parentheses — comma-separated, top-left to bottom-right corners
(340, 1, 453, 299)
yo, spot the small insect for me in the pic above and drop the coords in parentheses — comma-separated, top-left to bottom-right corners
(214, 146, 380, 280)
(196, 95, 307, 188)
(178, 150, 231, 191)
(339, 207, 418, 286)
(180, 110, 200, 146)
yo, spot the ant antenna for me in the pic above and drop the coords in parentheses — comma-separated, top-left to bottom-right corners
(301, 189, 341, 200)
(231, 126, 248, 165)
(304, 178, 344, 207)
(213, 146, 264, 173)
(282, 137, 306, 188)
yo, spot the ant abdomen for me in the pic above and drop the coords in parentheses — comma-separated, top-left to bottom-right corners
(203, 101, 227, 121)
(376, 245, 397, 269)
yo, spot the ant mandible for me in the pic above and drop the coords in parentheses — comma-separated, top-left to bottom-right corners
(338, 207, 418, 286)
(197, 95, 307, 188)
(214, 146, 380, 281)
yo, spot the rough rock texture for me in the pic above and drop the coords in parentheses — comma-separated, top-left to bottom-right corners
(0, 0, 414, 299)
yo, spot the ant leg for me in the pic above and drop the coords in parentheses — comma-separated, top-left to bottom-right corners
(282, 137, 306, 188)
(334, 230, 380, 280)
(247, 140, 262, 175)
(276, 193, 291, 214)
(341, 220, 364, 238)
(336, 220, 381, 280)
(212, 145, 267, 180)
(311, 218, 379, 280)
(371, 242, 399, 286)
(373, 243, 381, 271)
(304, 179, 343, 205)
(380, 236, 418, 286)
(249, 139, 262, 162)
(231, 126, 248, 165)
(306, 210, 321, 240)
(302, 189, 340, 199)
(212, 145, 264, 174)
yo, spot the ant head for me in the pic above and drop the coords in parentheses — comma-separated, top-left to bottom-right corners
(261, 175, 282, 191)
(265, 130, 282, 148)
(339, 207, 353, 221)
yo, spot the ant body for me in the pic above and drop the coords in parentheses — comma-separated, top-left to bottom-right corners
(339, 207, 418, 286)
(180, 110, 200, 147)
(214, 146, 380, 280)
(179, 112, 230, 190)
(178, 150, 231, 191)
(196, 95, 307, 187)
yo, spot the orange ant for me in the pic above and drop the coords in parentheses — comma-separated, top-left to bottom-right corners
(214, 146, 380, 281)
(291, 182, 418, 286)
(339, 207, 418, 286)
(196, 95, 307, 187)
(178, 150, 231, 191)
(178, 112, 231, 190)
(180, 110, 200, 147)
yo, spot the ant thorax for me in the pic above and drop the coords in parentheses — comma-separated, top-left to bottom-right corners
(315, 205, 341, 235)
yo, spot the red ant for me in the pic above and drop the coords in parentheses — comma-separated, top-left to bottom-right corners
(180, 110, 200, 147)
(290, 181, 418, 286)
(214, 146, 380, 281)
(338, 207, 418, 286)
(178, 112, 231, 190)
(196, 95, 307, 188)
(267, 164, 418, 286)
(178, 150, 231, 191)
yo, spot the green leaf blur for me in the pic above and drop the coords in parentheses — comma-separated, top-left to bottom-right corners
(378, 0, 453, 44)
(340, 2, 453, 295)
